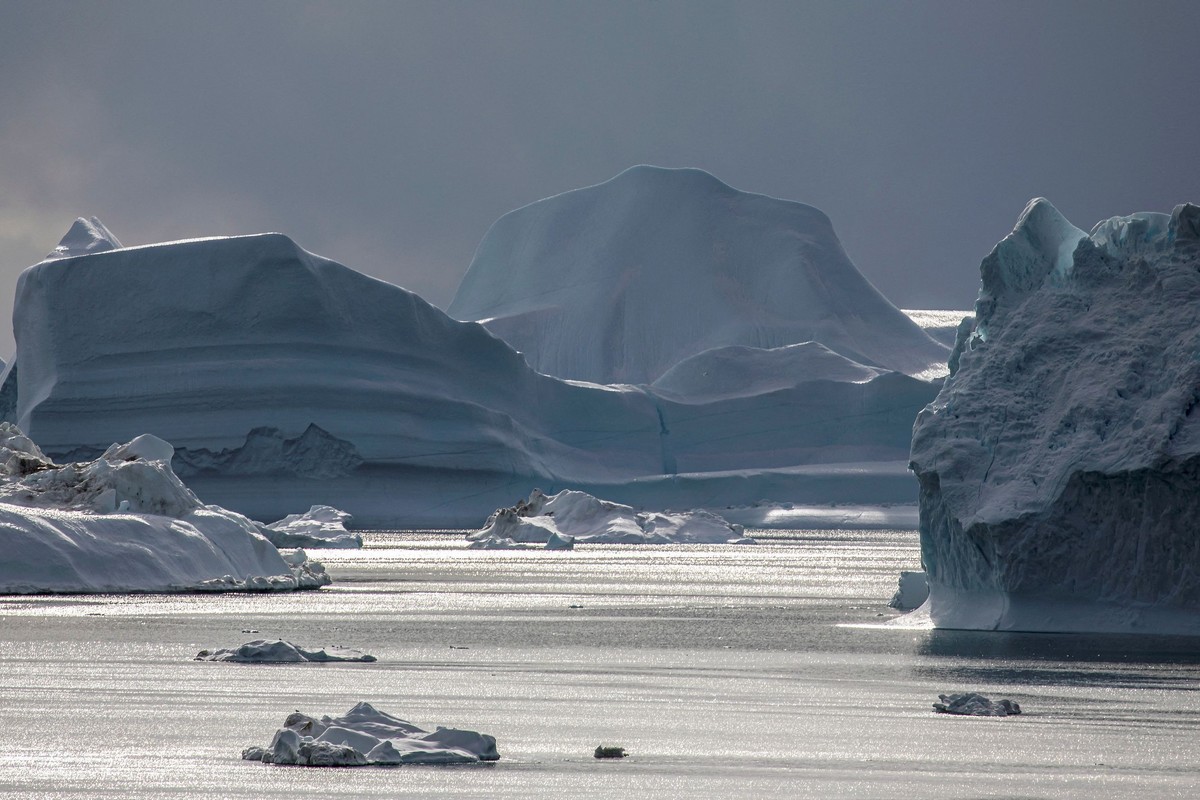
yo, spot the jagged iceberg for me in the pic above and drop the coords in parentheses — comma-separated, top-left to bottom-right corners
(450, 165, 948, 384)
(8, 172, 944, 527)
(0, 423, 328, 593)
(468, 489, 752, 545)
(243, 702, 499, 766)
(910, 199, 1200, 632)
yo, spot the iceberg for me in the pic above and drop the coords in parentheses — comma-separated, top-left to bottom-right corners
(242, 702, 499, 766)
(468, 489, 751, 545)
(0, 423, 328, 593)
(9, 191, 941, 528)
(910, 199, 1200, 632)
(196, 639, 376, 663)
(263, 505, 362, 549)
(450, 165, 948, 384)
(932, 693, 1021, 717)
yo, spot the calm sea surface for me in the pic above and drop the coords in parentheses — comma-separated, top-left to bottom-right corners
(1, 529, 1198, 799)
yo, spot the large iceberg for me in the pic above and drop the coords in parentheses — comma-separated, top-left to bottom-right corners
(8, 180, 942, 527)
(0, 423, 328, 593)
(450, 165, 948, 384)
(910, 199, 1200, 632)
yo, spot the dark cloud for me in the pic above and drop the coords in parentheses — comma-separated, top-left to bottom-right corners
(1, 1, 1196, 358)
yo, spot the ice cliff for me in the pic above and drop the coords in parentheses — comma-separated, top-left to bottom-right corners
(450, 166, 948, 384)
(910, 198, 1200, 632)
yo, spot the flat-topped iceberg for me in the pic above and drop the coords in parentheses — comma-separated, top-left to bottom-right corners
(910, 199, 1200, 632)
(242, 702, 499, 766)
(196, 639, 376, 663)
(468, 489, 753, 545)
(263, 505, 362, 549)
(0, 423, 328, 593)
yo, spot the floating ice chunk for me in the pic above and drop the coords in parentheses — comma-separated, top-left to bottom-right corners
(263, 505, 362, 549)
(468, 489, 751, 545)
(933, 693, 1021, 717)
(243, 702, 499, 766)
(195, 639, 376, 663)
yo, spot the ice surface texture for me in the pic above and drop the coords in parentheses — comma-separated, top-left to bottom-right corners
(196, 639, 375, 663)
(243, 702, 499, 766)
(468, 488, 750, 545)
(451, 166, 948, 384)
(11, 210, 940, 526)
(911, 199, 1200, 632)
(0, 422, 329, 593)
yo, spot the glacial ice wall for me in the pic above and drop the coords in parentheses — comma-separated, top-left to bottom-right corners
(910, 198, 1200, 632)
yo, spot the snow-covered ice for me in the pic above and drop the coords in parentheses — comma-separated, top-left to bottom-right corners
(44, 216, 122, 260)
(263, 505, 362, 549)
(242, 702, 499, 766)
(196, 639, 376, 663)
(451, 165, 948, 384)
(911, 199, 1200, 632)
(468, 489, 752, 545)
(0, 422, 329, 593)
(932, 693, 1021, 717)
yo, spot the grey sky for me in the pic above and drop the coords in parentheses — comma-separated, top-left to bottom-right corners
(1, 1, 1196, 359)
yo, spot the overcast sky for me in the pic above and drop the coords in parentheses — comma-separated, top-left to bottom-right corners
(1, 1, 1196, 358)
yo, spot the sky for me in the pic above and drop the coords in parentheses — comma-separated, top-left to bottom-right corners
(0, 0, 1196, 359)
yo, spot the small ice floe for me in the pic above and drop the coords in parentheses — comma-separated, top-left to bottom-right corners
(242, 702, 499, 766)
(933, 693, 1021, 716)
(888, 570, 930, 610)
(195, 639, 376, 663)
(262, 505, 362, 549)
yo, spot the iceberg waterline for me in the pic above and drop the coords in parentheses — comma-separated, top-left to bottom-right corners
(911, 199, 1200, 633)
(9, 173, 944, 527)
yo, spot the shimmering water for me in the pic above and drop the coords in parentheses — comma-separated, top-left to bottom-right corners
(1, 530, 1199, 798)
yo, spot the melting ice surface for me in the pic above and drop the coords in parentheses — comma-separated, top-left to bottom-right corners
(2, 529, 1200, 798)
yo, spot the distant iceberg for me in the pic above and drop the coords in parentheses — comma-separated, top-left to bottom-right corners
(263, 505, 362, 549)
(451, 166, 948, 384)
(0, 423, 328, 593)
(911, 199, 1200, 633)
(468, 489, 752, 545)
(196, 639, 375, 663)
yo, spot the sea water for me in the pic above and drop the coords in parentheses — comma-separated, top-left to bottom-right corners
(0, 529, 1198, 798)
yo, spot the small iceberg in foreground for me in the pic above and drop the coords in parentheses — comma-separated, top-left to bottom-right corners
(242, 702, 500, 766)
(467, 489, 753, 546)
(933, 693, 1021, 717)
(0, 423, 328, 593)
(263, 505, 362, 549)
(195, 639, 376, 663)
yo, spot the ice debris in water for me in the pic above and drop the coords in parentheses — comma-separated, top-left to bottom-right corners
(242, 702, 499, 766)
(933, 693, 1021, 717)
(196, 639, 376, 663)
